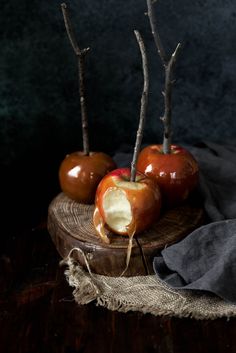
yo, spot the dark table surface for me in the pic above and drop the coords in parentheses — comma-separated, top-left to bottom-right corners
(1, 221, 236, 353)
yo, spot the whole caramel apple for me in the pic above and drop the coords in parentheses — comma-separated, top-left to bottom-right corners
(59, 151, 116, 204)
(93, 168, 162, 243)
(137, 144, 199, 208)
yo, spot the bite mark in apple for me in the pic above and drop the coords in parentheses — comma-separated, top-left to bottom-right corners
(103, 188, 132, 234)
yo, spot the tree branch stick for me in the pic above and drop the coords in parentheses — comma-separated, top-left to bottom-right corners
(61, 3, 90, 155)
(130, 31, 149, 182)
(146, 0, 181, 154)
(146, 0, 167, 67)
(162, 43, 181, 154)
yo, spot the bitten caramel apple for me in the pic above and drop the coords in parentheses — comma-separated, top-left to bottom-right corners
(59, 151, 116, 204)
(93, 168, 162, 243)
(92, 31, 160, 244)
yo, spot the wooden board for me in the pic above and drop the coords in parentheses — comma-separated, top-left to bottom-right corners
(48, 193, 205, 277)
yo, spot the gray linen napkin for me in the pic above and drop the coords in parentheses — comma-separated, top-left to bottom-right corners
(153, 142, 236, 304)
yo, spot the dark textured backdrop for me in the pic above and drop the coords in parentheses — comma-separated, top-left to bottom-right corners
(1, 0, 236, 228)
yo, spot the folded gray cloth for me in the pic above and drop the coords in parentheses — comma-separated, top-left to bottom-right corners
(153, 142, 236, 304)
(154, 220, 236, 303)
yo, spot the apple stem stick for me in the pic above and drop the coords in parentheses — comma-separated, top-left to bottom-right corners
(146, 0, 181, 154)
(130, 30, 149, 182)
(61, 3, 90, 156)
(162, 43, 181, 154)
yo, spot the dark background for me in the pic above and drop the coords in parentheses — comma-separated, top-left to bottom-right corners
(1, 0, 236, 230)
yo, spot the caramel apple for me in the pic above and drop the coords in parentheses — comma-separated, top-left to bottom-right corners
(59, 151, 116, 204)
(137, 144, 199, 208)
(137, 1, 199, 208)
(59, 4, 116, 203)
(93, 31, 162, 245)
(93, 168, 162, 243)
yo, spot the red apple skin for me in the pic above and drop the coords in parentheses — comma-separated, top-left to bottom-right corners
(137, 145, 199, 208)
(94, 168, 162, 237)
(59, 151, 117, 204)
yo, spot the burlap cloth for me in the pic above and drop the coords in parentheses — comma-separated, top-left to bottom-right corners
(61, 249, 236, 320)
(59, 143, 236, 319)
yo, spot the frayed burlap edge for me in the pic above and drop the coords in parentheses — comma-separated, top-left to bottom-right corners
(61, 248, 236, 320)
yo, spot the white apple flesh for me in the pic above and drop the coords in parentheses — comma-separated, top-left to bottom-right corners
(103, 188, 132, 234)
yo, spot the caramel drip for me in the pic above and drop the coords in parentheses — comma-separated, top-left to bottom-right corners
(93, 206, 110, 244)
(93, 204, 137, 275)
(120, 219, 136, 277)
(125, 216, 136, 238)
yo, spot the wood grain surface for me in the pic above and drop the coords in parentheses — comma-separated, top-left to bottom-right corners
(48, 193, 205, 276)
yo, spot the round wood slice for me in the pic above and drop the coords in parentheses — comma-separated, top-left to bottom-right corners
(48, 193, 205, 277)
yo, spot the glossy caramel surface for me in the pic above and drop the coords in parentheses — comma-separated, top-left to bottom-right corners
(137, 145, 199, 208)
(59, 151, 116, 204)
